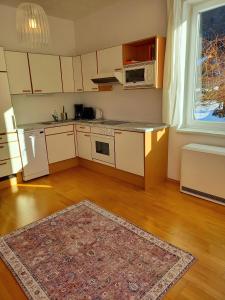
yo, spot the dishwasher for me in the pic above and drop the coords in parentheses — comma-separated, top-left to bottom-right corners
(18, 129, 49, 181)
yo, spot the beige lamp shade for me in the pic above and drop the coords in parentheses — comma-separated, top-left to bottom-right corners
(16, 2, 50, 48)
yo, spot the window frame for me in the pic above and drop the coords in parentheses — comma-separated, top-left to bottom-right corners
(182, 0, 225, 134)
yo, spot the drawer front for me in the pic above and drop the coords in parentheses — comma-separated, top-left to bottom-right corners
(0, 142, 20, 160)
(0, 133, 18, 144)
(75, 125, 91, 133)
(0, 157, 22, 177)
(45, 125, 74, 135)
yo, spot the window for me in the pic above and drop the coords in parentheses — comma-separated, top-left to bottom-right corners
(184, 0, 225, 133)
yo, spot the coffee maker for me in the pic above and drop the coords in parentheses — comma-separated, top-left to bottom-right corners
(74, 104, 84, 120)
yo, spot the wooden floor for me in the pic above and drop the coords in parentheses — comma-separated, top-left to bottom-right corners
(0, 167, 225, 300)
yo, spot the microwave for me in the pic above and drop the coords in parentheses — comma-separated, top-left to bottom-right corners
(123, 61, 155, 88)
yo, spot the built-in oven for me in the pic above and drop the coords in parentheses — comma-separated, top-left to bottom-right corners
(91, 127, 115, 166)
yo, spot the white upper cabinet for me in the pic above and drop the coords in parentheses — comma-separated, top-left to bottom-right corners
(97, 45, 123, 74)
(5, 51, 32, 95)
(28, 53, 62, 94)
(73, 56, 83, 92)
(60, 56, 74, 93)
(0, 73, 16, 133)
(81, 52, 99, 92)
(115, 130, 144, 176)
(0, 47, 6, 72)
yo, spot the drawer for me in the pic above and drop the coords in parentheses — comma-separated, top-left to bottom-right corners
(75, 125, 91, 133)
(0, 142, 20, 160)
(45, 125, 74, 135)
(0, 133, 18, 144)
(0, 157, 22, 178)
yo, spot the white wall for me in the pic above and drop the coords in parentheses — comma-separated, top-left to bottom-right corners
(0, 4, 78, 125)
(75, 0, 167, 123)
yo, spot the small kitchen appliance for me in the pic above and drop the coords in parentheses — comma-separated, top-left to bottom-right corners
(74, 104, 84, 120)
(82, 107, 95, 120)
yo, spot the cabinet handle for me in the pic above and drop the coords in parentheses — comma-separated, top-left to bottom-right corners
(67, 133, 74, 136)
(0, 136, 3, 140)
(92, 87, 98, 90)
(22, 89, 31, 92)
(0, 145, 4, 149)
(79, 126, 85, 129)
(115, 131, 122, 134)
(0, 162, 7, 166)
(114, 68, 122, 71)
(34, 89, 42, 92)
(77, 88, 83, 91)
(84, 134, 90, 137)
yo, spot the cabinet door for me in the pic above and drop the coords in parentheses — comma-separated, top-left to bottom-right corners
(76, 131, 92, 160)
(115, 131, 144, 176)
(0, 157, 22, 178)
(28, 53, 62, 93)
(46, 132, 75, 163)
(5, 51, 32, 95)
(73, 56, 83, 92)
(0, 47, 6, 71)
(0, 73, 16, 133)
(60, 56, 74, 92)
(97, 46, 123, 73)
(81, 52, 99, 92)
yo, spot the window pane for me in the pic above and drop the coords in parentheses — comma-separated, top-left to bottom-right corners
(194, 5, 225, 122)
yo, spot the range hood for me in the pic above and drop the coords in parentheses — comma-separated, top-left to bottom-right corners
(91, 70, 123, 85)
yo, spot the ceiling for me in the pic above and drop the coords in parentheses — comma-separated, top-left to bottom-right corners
(0, 0, 121, 21)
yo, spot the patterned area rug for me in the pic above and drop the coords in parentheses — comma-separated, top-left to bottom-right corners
(0, 200, 195, 300)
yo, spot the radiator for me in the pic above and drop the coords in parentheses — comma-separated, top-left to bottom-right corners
(180, 143, 225, 206)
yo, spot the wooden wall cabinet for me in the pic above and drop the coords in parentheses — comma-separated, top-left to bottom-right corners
(115, 130, 144, 176)
(81, 52, 99, 92)
(97, 45, 123, 74)
(60, 56, 75, 93)
(123, 36, 166, 88)
(28, 53, 62, 94)
(73, 56, 84, 92)
(5, 51, 32, 95)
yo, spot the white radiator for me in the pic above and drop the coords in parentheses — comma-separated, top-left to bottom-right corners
(180, 144, 225, 206)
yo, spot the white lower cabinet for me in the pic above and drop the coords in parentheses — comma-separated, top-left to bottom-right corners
(46, 132, 76, 164)
(0, 157, 22, 178)
(115, 130, 144, 176)
(76, 131, 92, 160)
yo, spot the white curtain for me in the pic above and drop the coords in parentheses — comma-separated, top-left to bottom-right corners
(162, 0, 187, 127)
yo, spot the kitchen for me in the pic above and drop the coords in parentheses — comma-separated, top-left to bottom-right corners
(1, 1, 225, 300)
(0, 30, 168, 189)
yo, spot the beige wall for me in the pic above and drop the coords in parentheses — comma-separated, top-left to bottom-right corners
(75, 0, 167, 124)
(0, 4, 78, 125)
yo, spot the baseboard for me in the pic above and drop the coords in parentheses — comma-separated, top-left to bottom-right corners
(166, 178, 180, 184)
(49, 157, 79, 174)
(79, 158, 145, 188)
(0, 173, 22, 191)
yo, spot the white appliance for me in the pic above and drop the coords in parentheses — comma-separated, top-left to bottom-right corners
(123, 61, 155, 88)
(91, 126, 115, 166)
(95, 108, 103, 119)
(181, 144, 225, 206)
(18, 129, 49, 181)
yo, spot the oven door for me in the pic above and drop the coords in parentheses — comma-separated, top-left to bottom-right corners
(91, 134, 115, 165)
